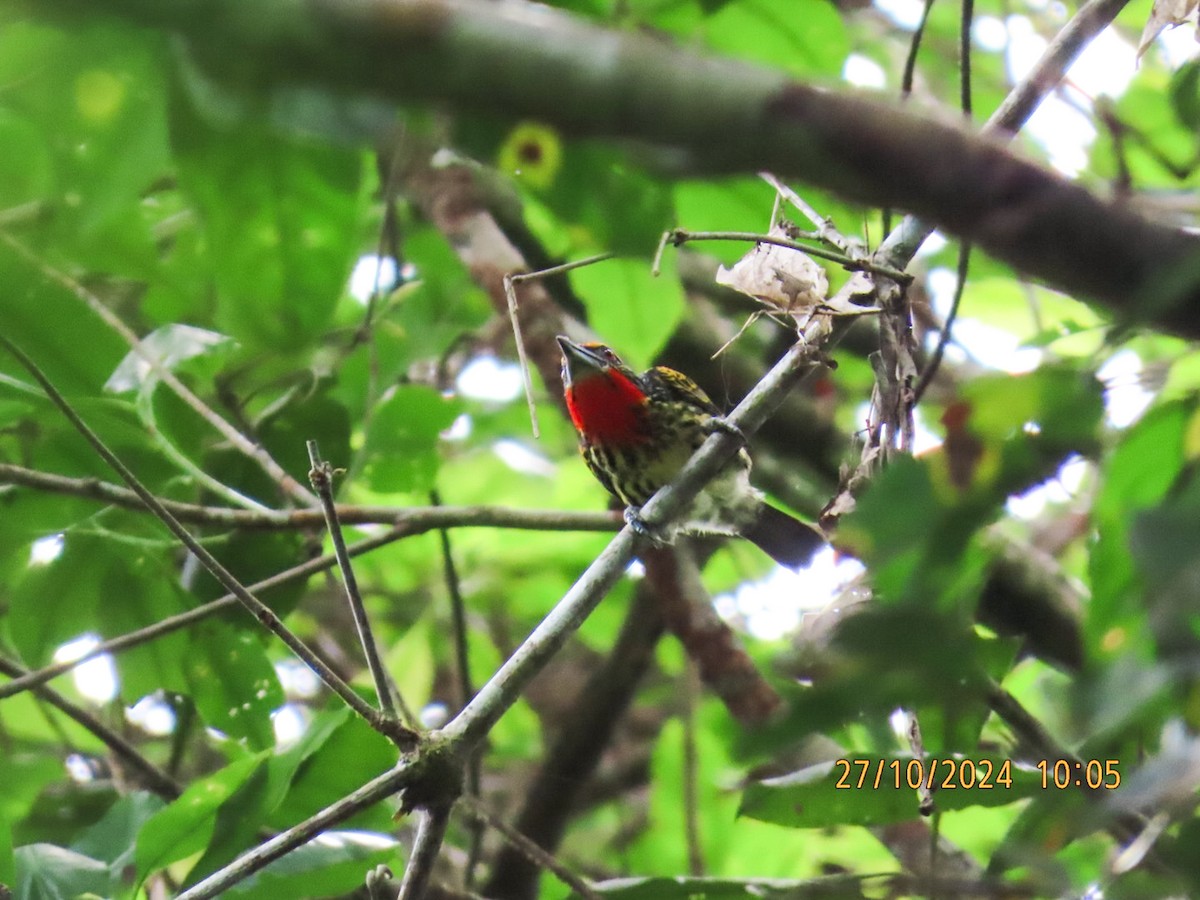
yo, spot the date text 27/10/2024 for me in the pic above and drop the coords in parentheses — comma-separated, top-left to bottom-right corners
(832, 758, 1121, 791)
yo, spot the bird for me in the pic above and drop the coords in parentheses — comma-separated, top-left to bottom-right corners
(556, 335, 824, 568)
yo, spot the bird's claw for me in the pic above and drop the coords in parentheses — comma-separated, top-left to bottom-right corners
(704, 416, 746, 444)
(624, 506, 670, 547)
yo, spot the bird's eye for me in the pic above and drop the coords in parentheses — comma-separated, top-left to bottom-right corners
(602, 348, 616, 362)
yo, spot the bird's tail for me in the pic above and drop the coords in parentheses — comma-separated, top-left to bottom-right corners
(743, 503, 825, 569)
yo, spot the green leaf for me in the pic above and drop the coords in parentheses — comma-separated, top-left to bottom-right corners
(959, 365, 1104, 451)
(13, 844, 113, 900)
(1129, 471, 1200, 658)
(186, 531, 308, 617)
(8, 533, 108, 665)
(358, 386, 462, 493)
(585, 874, 872, 898)
(570, 256, 685, 370)
(1169, 60, 1200, 132)
(1089, 400, 1194, 654)
(103, 564, 192, 701)
(534, 143, 676, 254)
(702, 0, 848, 78)
(740, 754, 1038, 828)
(260, 390, 352, 490)
(0, 107, 52, 208)
(673, 178, 776, 246)
(962, 278, 1103, 348)
(135, 754, 264, 878)
(172, 102, 369, 353)
(71, 792, 165, 872)
(267, 709, 397, 830)
(0, 754, 72, 831)
(738, 606, 1007, 758)
(1095, 400, 1191, 521)
(224, 831, 398, 898)
(263, 707, 354, 812)
(184, 762, 272, 887)
(185, 620, 283, 750)
(0, 814, 13, 885)
(0, 20, 170, 273)
(0, 246, 127, 397)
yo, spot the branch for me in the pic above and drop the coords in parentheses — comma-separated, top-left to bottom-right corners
(397, 805, 453, 900)
(483, 568, 666, 899)
(645, 543, 782, 725)
(177, 308, 837, 900)
(308, 442, 411, 725)
(435, 334, 828, 751)
(0, 462, 616, 531)
(40, 0, 1200, 338)
(178, 762, 419, 900)
(462, 796, 603, 900)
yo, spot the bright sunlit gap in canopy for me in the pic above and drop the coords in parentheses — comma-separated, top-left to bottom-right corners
(53, 635, 119, 705)
(348, 253, 411, 303)
(456, 355, 524, 403)
(29, 533, 64, 566)
(715, 547, 866, 641)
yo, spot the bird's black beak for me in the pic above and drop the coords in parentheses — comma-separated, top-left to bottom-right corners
(556, 335, 605, 387)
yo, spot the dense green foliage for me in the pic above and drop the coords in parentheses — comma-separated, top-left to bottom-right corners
(3, 0, 1200, 897)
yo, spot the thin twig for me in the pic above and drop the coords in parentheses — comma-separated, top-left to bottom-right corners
(0, 200, 44, 227)
(483, 574, 666, 898)
(507, 253, 616, 285)
(905, 712, 934, 816)
(502, 275, 543, 439)
(0, 462, 618, 532)
(0, 230, 319, 507)
(759, 174, 858, 255)
(503, 253, 615, 439)
(913, 241, 970, 404)
(308, 441, 413, 726)
(876, 0, 1133, 269)
(430, 488, 485, 887)
(990, 0, 1131, 136)
(651, 230, 672, 276)
(661, 229, 912, 282)
(0, 526, 410, 701)
(429, 492, 475, 715)
(459, 796, 603, 900)
(0, 333, 418, 749)
(983, 678, 1163, 861)
(0, 655, 181, 799)
(902, 0, 937, 99)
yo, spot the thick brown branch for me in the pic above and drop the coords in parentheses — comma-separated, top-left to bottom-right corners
(41, 0, 1200, 338)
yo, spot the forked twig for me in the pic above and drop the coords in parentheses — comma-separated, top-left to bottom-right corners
(308, 441, 417, 728)
(503, 253, 615, 438)
(653, 228, 912, 283)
